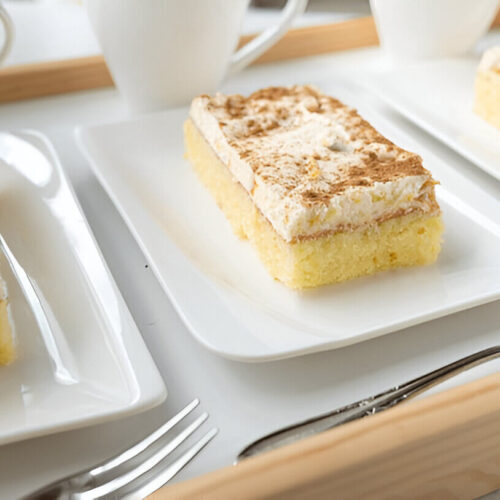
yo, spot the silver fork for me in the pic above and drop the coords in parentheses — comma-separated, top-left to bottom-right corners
(0, 229, 217, 497)
(23, 399, 218, 500)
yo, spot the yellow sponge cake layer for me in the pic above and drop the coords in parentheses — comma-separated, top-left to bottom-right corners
(475, 46, 500, 130)
(184, 118, 443, 289)
(0, 296, 15, 365)
(475, 67, 500, 131)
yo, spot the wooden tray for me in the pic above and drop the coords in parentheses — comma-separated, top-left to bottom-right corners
(3, 12, 500, 499)
(2, 12, 498, 105)
(158, 371, 500, 499)
(0, 17, 380, 104)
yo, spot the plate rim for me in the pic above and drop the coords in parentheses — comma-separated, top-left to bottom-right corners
(368, 60, 500, 182)
(75, 94, 500, 362)
(0, 129, 167, 446)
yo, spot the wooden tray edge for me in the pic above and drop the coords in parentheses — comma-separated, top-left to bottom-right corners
(1, 11, 499, 105)
(0, 17, 378, 105)
(153, 370, 500, 499)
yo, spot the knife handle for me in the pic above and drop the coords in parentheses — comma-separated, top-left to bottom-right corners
(238, 345, 500, 461)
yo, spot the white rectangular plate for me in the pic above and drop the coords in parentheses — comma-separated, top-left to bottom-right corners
(0, 131, 166, 446)
(369, 58, 500, 181)
(76, 83, 500, 362)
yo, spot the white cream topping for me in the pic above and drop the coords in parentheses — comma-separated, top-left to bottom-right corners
(251, 175, 431, 241)
(189, 87, 438, 242)
(190, 97, 255, 192)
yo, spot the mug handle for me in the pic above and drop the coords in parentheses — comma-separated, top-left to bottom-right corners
(0, 4, 13, 65)
(228, 0, 308, 75)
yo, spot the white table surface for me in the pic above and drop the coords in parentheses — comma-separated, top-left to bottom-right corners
(1, 41, 500, 498)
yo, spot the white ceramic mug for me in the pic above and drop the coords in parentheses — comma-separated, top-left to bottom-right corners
(86, 0, 307, 113)
(0, 3, 13, 65)
(370, 0, 500, 62)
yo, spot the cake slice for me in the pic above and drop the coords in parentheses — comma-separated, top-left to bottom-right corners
(184, 85, 443, 289)
(0, 280, 14, 365)
(475, 46, 500, 130)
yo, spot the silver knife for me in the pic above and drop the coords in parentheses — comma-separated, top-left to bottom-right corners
(238, 345, 500, 461)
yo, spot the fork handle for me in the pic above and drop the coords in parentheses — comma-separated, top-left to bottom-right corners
(237, 346, 500, 461)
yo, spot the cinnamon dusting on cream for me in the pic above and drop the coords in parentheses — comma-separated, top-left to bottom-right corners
(189, 85, 440, 242)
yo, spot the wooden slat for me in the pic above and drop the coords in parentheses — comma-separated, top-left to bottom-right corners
(153, 371, 500, 499)
(494, 7, 500, 27)
(0, 17, 378, 104)
(237, 16, 378, 64)
(0, 55, 114, 103)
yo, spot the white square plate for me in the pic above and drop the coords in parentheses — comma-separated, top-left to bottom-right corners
(0, 130, 166, 446)
(76, 83, 500, 362)
(369, 58, 500, 181)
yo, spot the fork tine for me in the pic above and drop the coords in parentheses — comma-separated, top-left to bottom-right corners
(89, 399, 200, 479)
(121, 427, 218, 500)
(78, 412, 209, 500)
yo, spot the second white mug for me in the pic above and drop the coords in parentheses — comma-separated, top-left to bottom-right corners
(370, 0, 500, 62)
(86, 0, 307, 113)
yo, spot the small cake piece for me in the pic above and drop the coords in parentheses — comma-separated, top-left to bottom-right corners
(0, 280, 14, 365)
(475, 46, 500, 130)
(184, 85, 443, 289)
